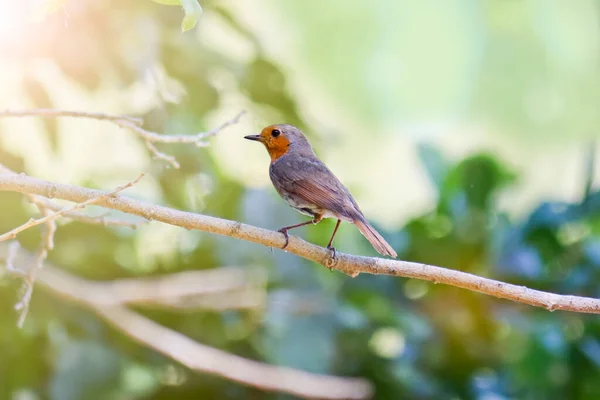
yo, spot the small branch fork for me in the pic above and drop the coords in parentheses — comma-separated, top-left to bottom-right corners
(0, 172, 145, 327)
(28, 196, 142, 228)
(0, 174, 145, 243)
(0, 109, 246, 169)
(0, 109, 244, 326)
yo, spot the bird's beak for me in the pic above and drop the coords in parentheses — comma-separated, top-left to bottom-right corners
(244, 134, 262, 142)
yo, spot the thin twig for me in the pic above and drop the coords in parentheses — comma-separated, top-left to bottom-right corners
(0, 174, 144, 243)
(1, 171, 599, 314)
(0, 164, 144, 229)
(116, 111, 245, 168)
(0, 109, 143, 125)
(15, 279, 34, 328)
(30, 200, 57, 272)
(29, 196, 143, 228)
(14, 205, 58, 328)
(113, 110, 246, 145)
(144, 139, 180, 169)
(33, 204, 57, 271)
(203, 110, 249, 140)
(0, 108, 246, 169)
(37, 209, 56, 259)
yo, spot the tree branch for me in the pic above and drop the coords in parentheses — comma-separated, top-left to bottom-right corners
(15, 204, 56, 328)
(0, 109, 245, 169)
(154, 289, 265, 311)
(1, 172, 599, 314)
(0, 109, 143, 124)
(86, 266, 267, 310)
(95, 306, 369, 399)
(0, 174, 144, 326)
(0, 174, 144, 243)
(29, 195, 144, 228)
(0, 245, 372, 400)
(0, 165, 143, 229)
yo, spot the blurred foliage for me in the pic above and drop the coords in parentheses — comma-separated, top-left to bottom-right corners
(0, 1, 600, 400)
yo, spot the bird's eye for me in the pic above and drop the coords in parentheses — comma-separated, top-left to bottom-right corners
(271, 129, 281, 137)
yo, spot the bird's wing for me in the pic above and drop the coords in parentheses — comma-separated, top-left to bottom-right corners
(270, 157, 359, 219)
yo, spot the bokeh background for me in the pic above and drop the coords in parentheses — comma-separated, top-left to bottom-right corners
(1, 0, 600, 399)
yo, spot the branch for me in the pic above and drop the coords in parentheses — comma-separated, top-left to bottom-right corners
(154, 289, 265, 311)
(14, 205, 56, 328)
(29, 196, 144, 229)
(1, 173, 599, 314)
(0, 164, 144, 229)
(0, 173, 145, 242)
(0, 109, 246, 169)
(0, 173, 144, 327)
(0, 245, 372, 400)
(0, 109, 143, 124)
(114, 110, 247, 145)
(95, 306, 369, 399)
(87, 266, 267, 310)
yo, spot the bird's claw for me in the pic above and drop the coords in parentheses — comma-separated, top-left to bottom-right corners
(278, 228, 290, 249)
(325, 245, 337, 271)
(327, 245, 337, 260)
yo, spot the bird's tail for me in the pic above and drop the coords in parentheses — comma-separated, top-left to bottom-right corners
(353, 215, 397, 258)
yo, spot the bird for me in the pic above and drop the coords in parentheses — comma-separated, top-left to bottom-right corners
(244, 124, 397, 258)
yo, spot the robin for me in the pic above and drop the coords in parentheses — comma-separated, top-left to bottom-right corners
(245, 124, 397, 258)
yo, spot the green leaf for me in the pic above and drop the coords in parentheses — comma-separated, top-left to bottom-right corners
(180, 0, 203, 32)
(148, 0, 202, 31)
(181, 14, 198, 32)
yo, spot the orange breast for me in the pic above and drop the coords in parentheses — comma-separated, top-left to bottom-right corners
(266, 135, 291, 161)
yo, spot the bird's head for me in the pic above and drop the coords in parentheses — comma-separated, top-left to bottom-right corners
(245, 124, 313, 161)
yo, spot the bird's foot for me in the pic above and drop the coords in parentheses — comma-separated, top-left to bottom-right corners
(325, 245, 337, 271)
(277, 228, 290, 249)
(327, 245, 337, 260)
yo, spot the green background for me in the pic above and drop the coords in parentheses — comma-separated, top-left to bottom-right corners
(0, 0, 599, 399)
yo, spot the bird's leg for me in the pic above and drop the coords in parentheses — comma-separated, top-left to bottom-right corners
(277, 217, 321, 249)
(325, 219, 342, 267)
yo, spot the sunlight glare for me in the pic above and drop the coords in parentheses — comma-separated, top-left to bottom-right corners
(0, 0, 27, 43)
